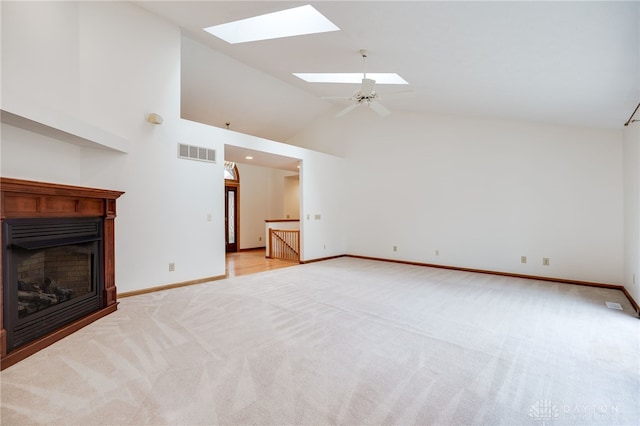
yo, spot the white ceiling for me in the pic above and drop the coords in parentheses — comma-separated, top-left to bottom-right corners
(224, 143, 301, 172)
(136, 1, 639, 155)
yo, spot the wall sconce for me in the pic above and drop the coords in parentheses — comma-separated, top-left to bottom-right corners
(145, 113, 164, 125)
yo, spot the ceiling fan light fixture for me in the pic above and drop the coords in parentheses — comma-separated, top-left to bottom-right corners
(203, 5, 339, 44)
(320, 50, 400, 118)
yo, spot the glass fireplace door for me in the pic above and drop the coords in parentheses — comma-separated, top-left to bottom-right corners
(3, 217, 103, 352)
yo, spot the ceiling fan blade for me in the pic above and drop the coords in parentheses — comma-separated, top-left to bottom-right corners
(384, 89, 415, 98)
(361, 78, 376, 96)
(336, 103, 359, 118)
(369, 101, 391, 116)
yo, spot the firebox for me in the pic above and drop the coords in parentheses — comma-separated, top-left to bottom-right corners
(3, 217, 104, 352)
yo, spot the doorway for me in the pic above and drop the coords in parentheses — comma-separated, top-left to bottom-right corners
(222, 149, 302, 257)
(225, 185, 238, 252)
(224, 162, 240, 253)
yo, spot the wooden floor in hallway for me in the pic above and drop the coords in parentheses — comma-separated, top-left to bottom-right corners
(225, 248, 299, 278)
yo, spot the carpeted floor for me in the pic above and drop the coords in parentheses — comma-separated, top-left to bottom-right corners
(1, 257, 638, 425)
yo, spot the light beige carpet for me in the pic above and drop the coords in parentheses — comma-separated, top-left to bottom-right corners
(1, 257, 638, 425)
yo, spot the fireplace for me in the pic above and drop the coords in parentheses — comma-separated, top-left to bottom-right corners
(1, 178, 123, 369)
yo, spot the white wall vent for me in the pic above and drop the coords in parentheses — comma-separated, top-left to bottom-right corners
(178, 143, 216, 163)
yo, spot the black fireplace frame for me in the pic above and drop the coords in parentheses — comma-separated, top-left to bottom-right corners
(2, 217, 104, 352)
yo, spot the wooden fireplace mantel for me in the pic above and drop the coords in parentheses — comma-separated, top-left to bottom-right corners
(0, 177, 124, 370)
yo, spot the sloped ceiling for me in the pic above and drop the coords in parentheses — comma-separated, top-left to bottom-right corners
(136, 1, 639, 144)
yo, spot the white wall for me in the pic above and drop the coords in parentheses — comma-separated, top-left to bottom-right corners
(235, 163, 270, 249)
(623, 123, 640, 307)
(284, 175, 300, 220)
(1, 1, 346, 294)
(1, 124, 84, 184)
(289, 108, 624, 284)
(1, 1, 81, 116)
(266, 168, 299, 220)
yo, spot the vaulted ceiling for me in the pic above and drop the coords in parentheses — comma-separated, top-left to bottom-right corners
(136, 1, 639, 144)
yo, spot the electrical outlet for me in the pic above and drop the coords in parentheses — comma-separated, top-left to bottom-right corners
(393, 246, 397, 252)
(521, 256, 527, 264)
(169, 262, 175, 271)
(542, 258, 550, 266)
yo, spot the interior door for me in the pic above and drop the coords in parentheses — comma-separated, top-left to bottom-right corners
(225, 185, 238, 252)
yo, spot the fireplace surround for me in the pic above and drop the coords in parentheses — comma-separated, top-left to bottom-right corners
(1, 178, 123, 369)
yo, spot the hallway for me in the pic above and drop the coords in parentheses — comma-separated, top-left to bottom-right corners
(225, 248, 299, 278)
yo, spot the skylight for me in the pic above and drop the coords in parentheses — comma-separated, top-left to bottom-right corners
(293, 73, 409, 85)
(203, 5, 339, 44)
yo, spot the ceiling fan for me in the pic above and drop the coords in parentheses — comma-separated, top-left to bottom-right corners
(331, 50, 391, 118)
